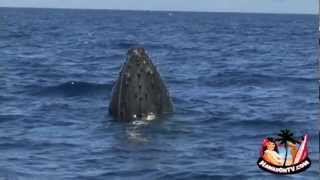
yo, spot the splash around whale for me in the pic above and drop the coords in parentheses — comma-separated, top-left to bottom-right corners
(109, 48, 174, 121)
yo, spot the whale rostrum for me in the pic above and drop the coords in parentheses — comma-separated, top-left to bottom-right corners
(109, 48, 174, 121)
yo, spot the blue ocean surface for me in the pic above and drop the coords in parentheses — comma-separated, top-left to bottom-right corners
(0, 8, 319, 180)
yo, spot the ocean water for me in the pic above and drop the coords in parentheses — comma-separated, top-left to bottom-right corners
(0, 8, 318, 180)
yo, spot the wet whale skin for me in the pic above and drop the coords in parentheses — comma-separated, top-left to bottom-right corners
(109, 48, 174, 121)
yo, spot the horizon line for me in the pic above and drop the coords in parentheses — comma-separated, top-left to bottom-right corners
(0, 6, 317, 15)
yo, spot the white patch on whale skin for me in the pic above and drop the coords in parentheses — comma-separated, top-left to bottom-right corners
(133, 49, 140, 56)
(130, 113, 156, 122)
(144, 112, 156, 121)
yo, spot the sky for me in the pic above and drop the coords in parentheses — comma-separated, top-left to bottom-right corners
(0, 0, 317, 14)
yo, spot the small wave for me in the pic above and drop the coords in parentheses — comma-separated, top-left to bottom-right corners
(235, 47, 269, 55)
(144, 43, 178, 51)
(0, 95, 13, 102)
(0, 114, 23, 123)
(116, 42, 139, 49)
(7, 31, 31, 39)
(228, 119, 308, 130)
(0, 167, 33, 180)
(31, 81, 113, 97)
(0, 44, 12, 48)
(203, 71, 317, 88)
(111, 39, 140, 49)
(155, 171, 248, 180)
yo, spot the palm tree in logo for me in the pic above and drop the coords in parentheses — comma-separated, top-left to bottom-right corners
(276, 129, 298, 167)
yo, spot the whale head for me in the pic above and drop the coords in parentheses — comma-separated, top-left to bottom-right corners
(109, 48, 173, 121)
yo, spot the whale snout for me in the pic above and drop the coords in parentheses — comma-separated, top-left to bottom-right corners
(109, 48, 173, 121)
(128, 47, 146, 57)
(125, 48, 152, 68)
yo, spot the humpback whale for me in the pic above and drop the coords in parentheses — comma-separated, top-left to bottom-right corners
(109, 48, 174, 121)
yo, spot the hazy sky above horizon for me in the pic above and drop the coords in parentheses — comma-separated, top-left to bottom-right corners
(0, 0, 317, 14)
